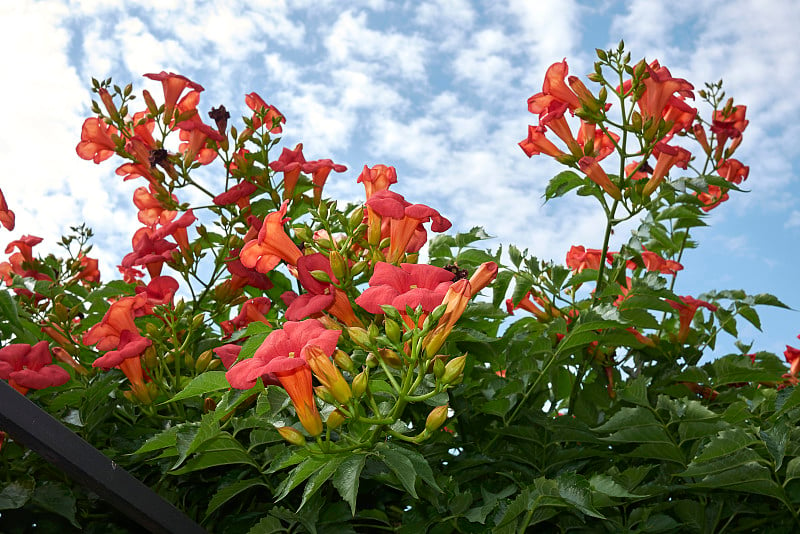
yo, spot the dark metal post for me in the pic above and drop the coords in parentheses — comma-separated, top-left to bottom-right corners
(0, 380, 206, 534)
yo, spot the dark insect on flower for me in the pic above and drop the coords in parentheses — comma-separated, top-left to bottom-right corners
(443, 264, 468, 281)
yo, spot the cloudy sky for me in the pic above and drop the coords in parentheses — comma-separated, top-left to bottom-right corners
(1, 0, 798, 357)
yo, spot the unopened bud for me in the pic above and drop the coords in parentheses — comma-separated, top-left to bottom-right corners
(192, 312, 206, 330)
(351, 370, 368, 397)
(377, 348, 402, 368)
(143, 345, 158, 369)
(318, 201, 329, 220)
(203, 397, 217, 413)
(195, 349, 213, 373)
(329, 250, 347, 280)
(333, 349, 354, 374)
(142, 89, 159, 115)
(277, 426, 306, 447)
(314, 385, 336, 404)
(292, 226, 312, 243)
(327, 409, 346, 430)
(310, 270, 332, 283)
(366, 352, 378, 368)
(184, 353, 195, 368)
(629, 112, 642, 133)
(348, 207, 365, 230)
(425, 404, 449, 433)
(433, 357, 445, 379)
(347, 327, 372, 348)
(350, 260, 367, 276)
(442, 355, 467, 385)
(384, 318, 402, 344)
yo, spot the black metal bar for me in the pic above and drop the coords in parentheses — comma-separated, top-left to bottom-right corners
(0, 380, 206, 534)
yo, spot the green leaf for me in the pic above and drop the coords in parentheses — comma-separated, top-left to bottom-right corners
(0, 479, 34, 510)
(274, 457, 328, 501)
(617, 375, 651, 407)
(299, 455, 345, 510)
(683, 448, 764, 477)
(693, 428, 758, 463)
(31, 482, 79, 528)
(163, 371, 230, 403)
(760, 419, 791, 470)
(688, 462, 787, 502)
(785, 457, 800, 482)
(206, 478, 269, 519)
(752, 293, 790, 308)
(332, 454, 367, 516)
(557, 472, 605, 519)
(589, 474, 646, 498)
(133, 425, 180, 454)
(246, 516, 284, 534)
(376, 443, 419, 498)
(386, 442, 441, 493)
(625, 443, 686, 465)
(773, 386, 800, 419)
(737, 304, 761, 331)
(594, 407, 671, 443)
(170, 434, 258, 475)
(544, 170, 583, 200)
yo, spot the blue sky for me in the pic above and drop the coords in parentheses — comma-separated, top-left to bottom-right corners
(1, 0, 798, 357)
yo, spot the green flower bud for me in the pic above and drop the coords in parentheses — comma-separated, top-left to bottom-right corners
(384, 318, 401, 344)
(351, 370, 368, 397)
(442, 355, 467, 385)
(277, 426, 306, 447)
(425, 404, 449, 433)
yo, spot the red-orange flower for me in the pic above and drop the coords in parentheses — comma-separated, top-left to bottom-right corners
(239, 201, 303, 273)
(133, 185, 177, 227)
(527, 59, 581, 116)
(0, 341, 70, 395)
(356, 262, 455, 325)
(566, 245, 614, 273)
(305, 159, 347, 204)
(667, 295, 717, 343)
(143, 71, 204, 123)
(176, 117, 224, 165)
(269, 143, 306, 200)
(578, 156, 622, 200)
(76, 117, 118, 163)
(636, 61, 694, 122)
(642, 142, 692, 196)
(366, 191, 451, 262)
(784, 341, 800, 377)
(221, 297, 272, 338)
(244, 92, 285, 134)
(287, 253, 362, 327)
(0, 188, 14, 231)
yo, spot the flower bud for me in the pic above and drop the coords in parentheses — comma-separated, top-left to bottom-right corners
(442, 355, 467, 385)
(293, 226, 312, 243)
(347, 327, 372, 349)
(310, 270, 332, 283)
(277, 426, 307, 447)
(384, 318, 402, 344)
(98, 88, 119, 119)
(348, 207, 365, 230)
(306, 345, 352, 404)
(143, 345, 158, 369)
(350, 260, 368, 277)
(326, 409, 346, 430)
(184, 353, 195, 368)
(195, 349, 213, 373)
(203, 397, 217, 413)
(333, 349, 355, 374)
(366, 352, 378, 368)
(314, 385, 336, 404)
(351, 370, 368, 398)
(425, 404, 449, 433)
(318, 201, 329, 220)
(142, 89, 159, 115)
(377, 348, 402, 369)
(192, 312, 206, 330)
(329, 250, 347, 280)
(433, 357, 445, 379)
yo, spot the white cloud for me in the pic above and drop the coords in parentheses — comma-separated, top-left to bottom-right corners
(324, 10, 430, 80)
